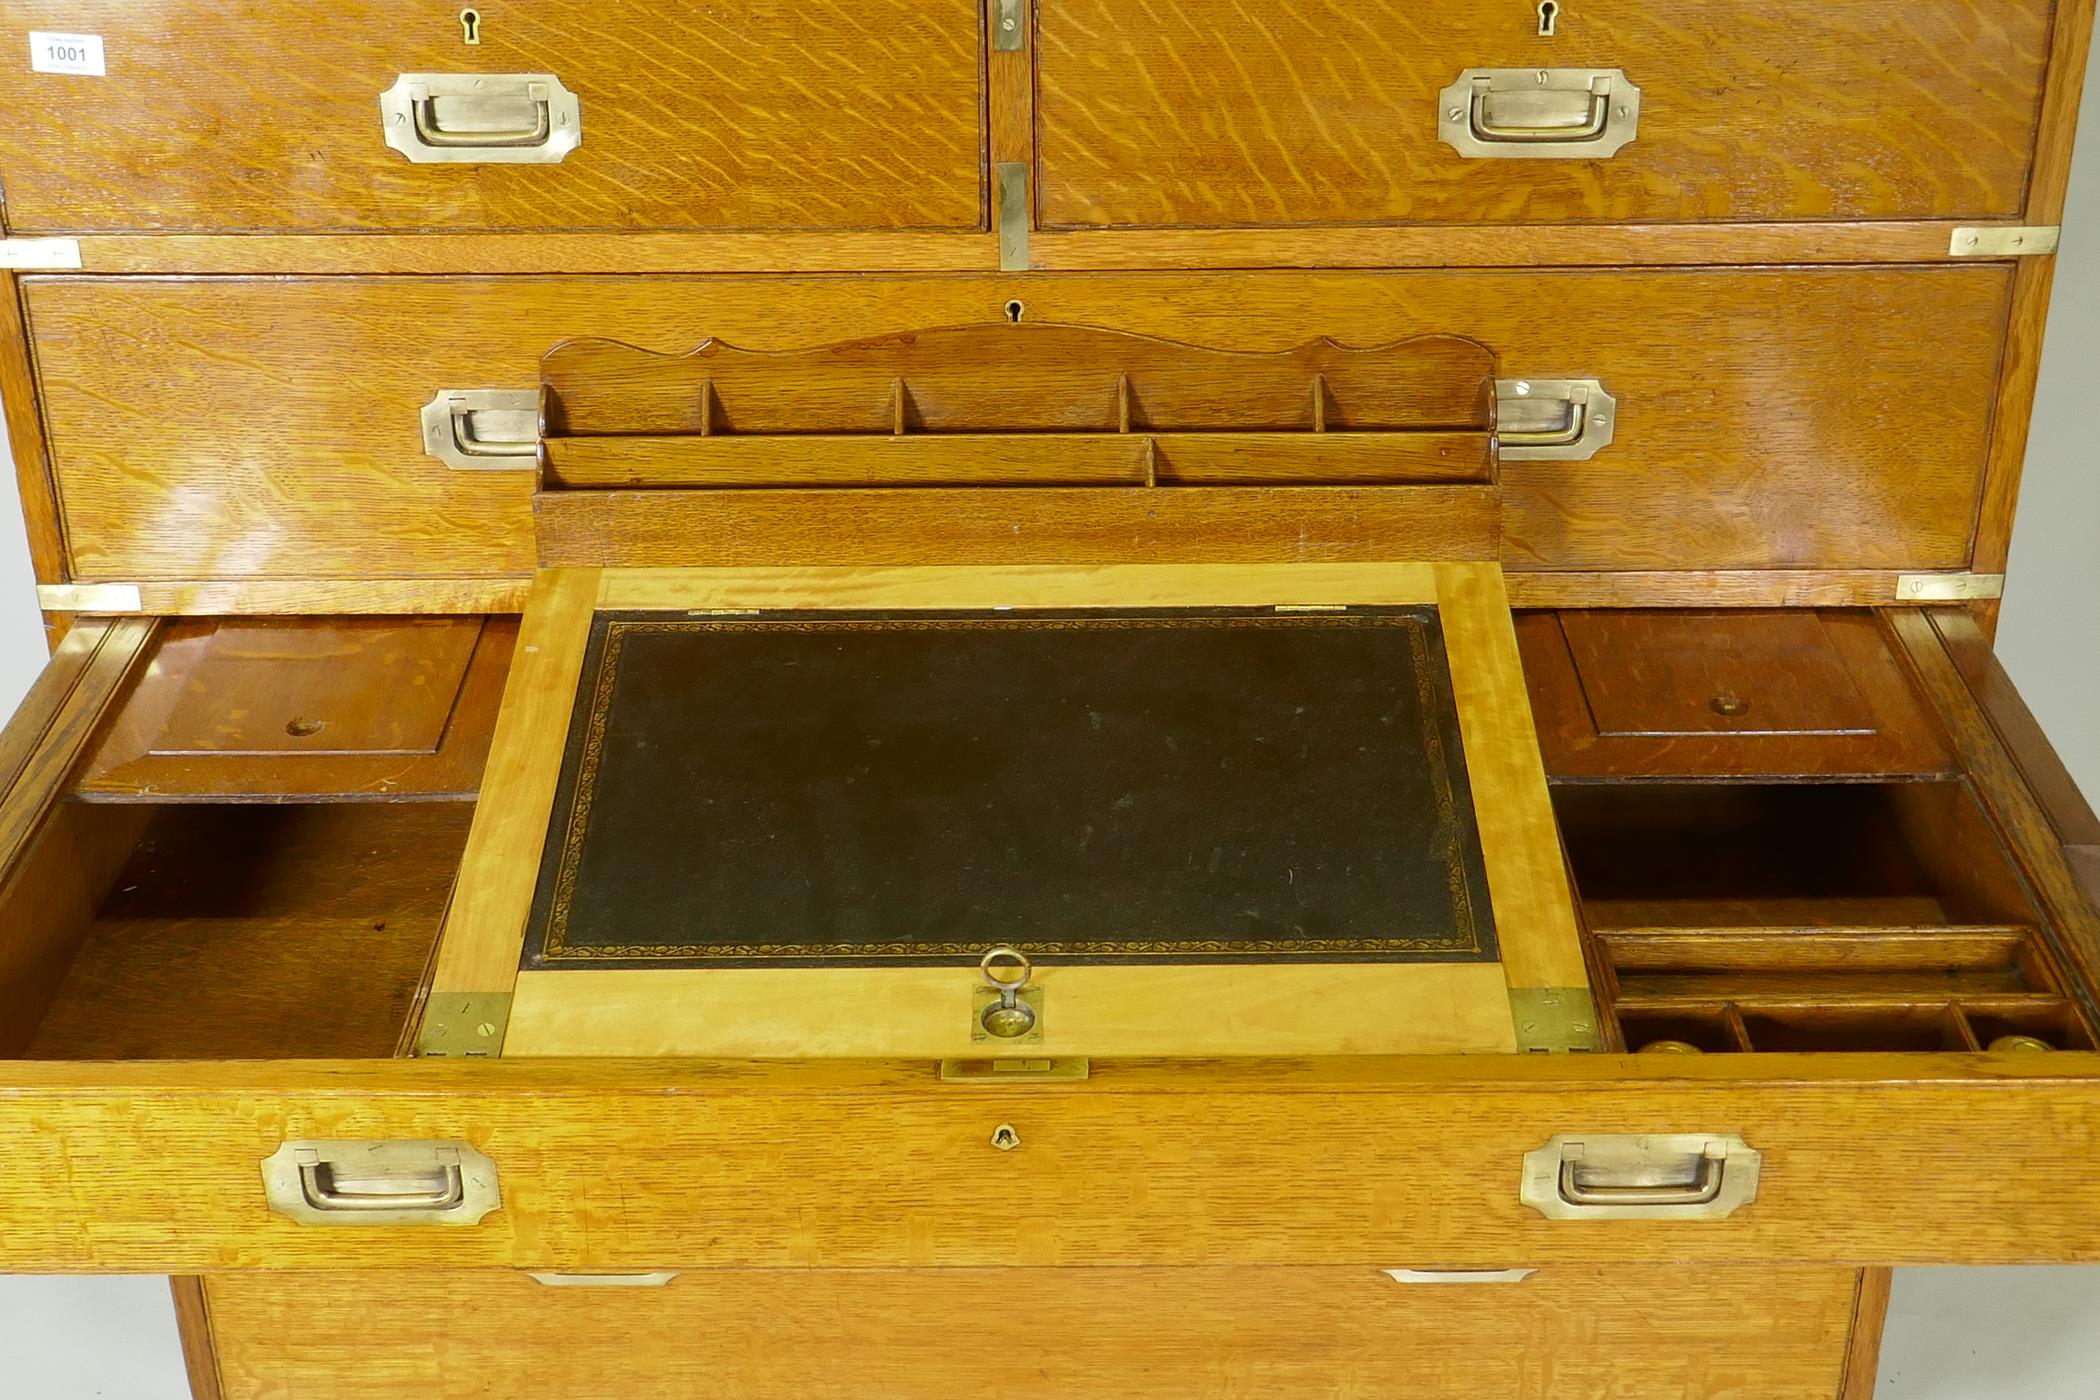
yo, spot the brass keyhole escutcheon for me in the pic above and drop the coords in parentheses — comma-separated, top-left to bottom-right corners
(1536, 0, 1559, 36)
(459, 7, 482, 44)
(991, 1123, 1021, 1152)
(1004, 299, 1026, 324)
(979, 946, 1038, 1039)
(1709, 694, 1750, 718)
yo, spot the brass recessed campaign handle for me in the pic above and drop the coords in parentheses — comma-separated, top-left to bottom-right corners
(1521, 1134, 1760, 1220)
(1439, 69, 1641, 160)
(421, 389, 540, 471)
(261, 1140, 501, 1225)
(380, 73, 581, 164)
(1496, 379, 1617, 461)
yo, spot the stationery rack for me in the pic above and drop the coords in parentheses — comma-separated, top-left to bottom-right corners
(532, 323, 1505, 567)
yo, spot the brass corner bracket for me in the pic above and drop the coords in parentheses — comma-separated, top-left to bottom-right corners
(1510, 987, 1603, 1053)
(415, 992, 512, 1057)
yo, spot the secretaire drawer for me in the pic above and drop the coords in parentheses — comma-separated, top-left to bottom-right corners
(1034, 0, 2053, 229)
(0, 0, 985, 233)
(23, 265, 2011, 582)
(4, 605, 2100, 1271)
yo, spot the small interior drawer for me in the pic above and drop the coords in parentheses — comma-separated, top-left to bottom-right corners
(1518, 609, 1954, 778)
(76, 616, 515, 801)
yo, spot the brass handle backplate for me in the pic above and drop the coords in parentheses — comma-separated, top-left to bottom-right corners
(421, 389, 540, 471)
(1520, 1133, 1760, 1220)
(261, 1140, 501, 1226)
(1496, 378, 1617, 461)
(1439, 68, 1641, 160)
(380, 73, 581, 164)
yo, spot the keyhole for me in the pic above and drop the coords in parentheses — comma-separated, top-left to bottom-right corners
(285, 717, 326, 738)
(1004, 299, 1026, 324)
(990, 1124, 1021, 1152)
(1537, 0, 1559, 36)
(460, 8, 482, 44)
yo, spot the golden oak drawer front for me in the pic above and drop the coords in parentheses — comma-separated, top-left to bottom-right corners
(0, 0, 985, 233)
(1033, 0, 2051, 229)
(24, 266, 2007, 584)
(193, 1265, 1866, 1400)
(11, 1059, 2100, 1272)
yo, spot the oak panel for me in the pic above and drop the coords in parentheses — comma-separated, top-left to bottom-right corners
(24, 267, 2011, 581)
(0, 0, 985, 234)
(1035, 0, 2050, 228)
(201, 1265, 1859, 1400)
(6, 1057, 2100, 1270)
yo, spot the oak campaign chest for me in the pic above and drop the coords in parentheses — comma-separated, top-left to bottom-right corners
(0, 2, 2094, 1396)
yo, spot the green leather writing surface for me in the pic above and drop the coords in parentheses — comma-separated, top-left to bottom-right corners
(522, 608, 1497, 968)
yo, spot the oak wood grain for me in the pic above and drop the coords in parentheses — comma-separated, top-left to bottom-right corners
(0, 0, 986, 234)
(54, 222, 2008, 275)
(170, 1277, 223, 1400)
(1841, 1268, 1895, 1400)
(198, 1265, 1859, 1400)
(0, 274, 66, 583)
(1034, 0, 2050, 229)
(23, 267, 2008, 582)
(535, 484, 1500, 568)
(1435, 564, 1588, 993)
(7, 1055, 2100, 1270)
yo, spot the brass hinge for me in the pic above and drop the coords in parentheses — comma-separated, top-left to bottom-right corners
(37, 582, 143, 613)
(416, 992, 512, 1057)
(1895, 572, 2006, 603)
(1509, 987, 1602, 1053)
(1950, 226, 2060, 257)
(0, 237, 83, 270)
(996, 162, 1029, 272)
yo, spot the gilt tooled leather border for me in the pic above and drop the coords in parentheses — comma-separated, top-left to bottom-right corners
(520, 608, 1498, 969)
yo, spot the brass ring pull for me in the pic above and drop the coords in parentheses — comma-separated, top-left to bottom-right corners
(979, 945, 1033, 992)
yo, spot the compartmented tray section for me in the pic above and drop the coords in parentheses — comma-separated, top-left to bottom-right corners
(533, 325, 1506, 567)
(1554, 781, 2096, 1055)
